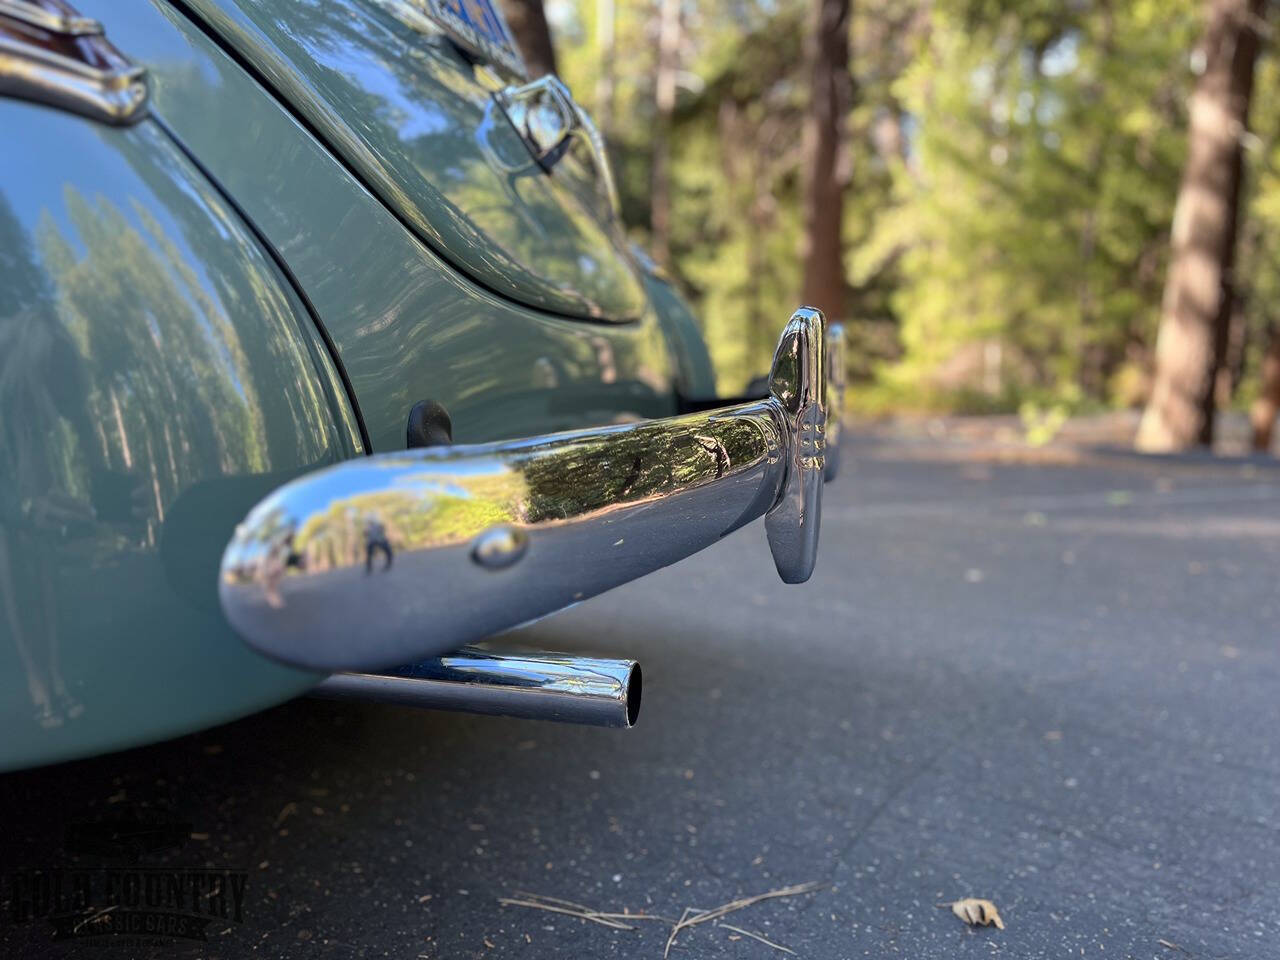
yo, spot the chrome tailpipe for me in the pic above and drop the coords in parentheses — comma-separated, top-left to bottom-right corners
(309, 646, 642, 728)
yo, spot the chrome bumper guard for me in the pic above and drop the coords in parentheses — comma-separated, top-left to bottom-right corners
(220, 307, 843, 673)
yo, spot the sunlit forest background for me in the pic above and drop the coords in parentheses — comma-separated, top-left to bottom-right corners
(500, 0, 1280, 453)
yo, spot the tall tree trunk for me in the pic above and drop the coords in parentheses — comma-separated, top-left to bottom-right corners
(1214, 290, 1248, 406)
(500, 0, 558, 78)
(800, 0, 852, 322)
(595, 0, 616, 136)
(649, 0, 682, 267)
(1251, 326, 1280, 452)
(1135, 0, 1265, 452)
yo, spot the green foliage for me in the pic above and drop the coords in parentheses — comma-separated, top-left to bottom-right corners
(1234, 52, 1280, 410)
(881, 0, 1198, 409)
(552, 0, 1277, 412)
(555, 0, 811, 391)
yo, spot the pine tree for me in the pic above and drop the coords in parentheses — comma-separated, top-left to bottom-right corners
(1137, 0, 1267, 451)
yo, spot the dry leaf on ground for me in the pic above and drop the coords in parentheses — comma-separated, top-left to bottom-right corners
(941, 898, 1005, 930)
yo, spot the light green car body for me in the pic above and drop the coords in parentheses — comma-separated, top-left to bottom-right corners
(0, 0, 715, 770)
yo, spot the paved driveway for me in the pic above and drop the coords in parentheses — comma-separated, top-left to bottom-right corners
(3, 439, 1278, 959)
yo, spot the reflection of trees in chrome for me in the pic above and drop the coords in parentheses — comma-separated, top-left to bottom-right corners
(292, 472, 526, 572)
(516, 416, 767, 521)
(238, 415, 770, 580)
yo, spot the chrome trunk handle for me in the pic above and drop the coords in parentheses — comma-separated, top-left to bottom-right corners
(494, 74, 621, 219)
(220, 308, 835, 672)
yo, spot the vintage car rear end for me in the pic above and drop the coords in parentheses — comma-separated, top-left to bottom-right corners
(0, 0, 839, 770)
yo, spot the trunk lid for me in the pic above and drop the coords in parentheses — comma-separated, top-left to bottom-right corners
(178, 0, 647, 322)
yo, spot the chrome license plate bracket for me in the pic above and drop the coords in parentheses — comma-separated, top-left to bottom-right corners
(418, 0, 527, 77)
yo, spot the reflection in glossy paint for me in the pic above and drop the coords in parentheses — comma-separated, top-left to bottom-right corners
(100, 1, 680, 454)
(181, 0, 647, 321)
(0, 108, 357, 767)
(0, 195, 91, 729)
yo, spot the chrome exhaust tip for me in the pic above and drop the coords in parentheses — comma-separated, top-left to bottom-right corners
(309, 645, 642, 728)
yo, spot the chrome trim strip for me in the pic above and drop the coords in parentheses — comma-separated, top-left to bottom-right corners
(220, 308, 829, 672)
(0, 0, 99, 35)
(0, 17, 147, 124)
(312, 646, 641, 728)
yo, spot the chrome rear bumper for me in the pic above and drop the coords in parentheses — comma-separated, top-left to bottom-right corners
(220, 307, 840, 673)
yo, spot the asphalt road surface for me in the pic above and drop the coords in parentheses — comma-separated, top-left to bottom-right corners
(3, 438, 1279, 959)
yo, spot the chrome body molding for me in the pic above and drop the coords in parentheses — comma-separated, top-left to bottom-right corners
(0, 0, 98, 35)
(220, 308, 831, 672)
(312, 646, 642, 728)
(0, 1, 147, 123)
(495, 74, 621, 220)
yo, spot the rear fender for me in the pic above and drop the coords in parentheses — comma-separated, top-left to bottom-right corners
(0, 102, 362, 770)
